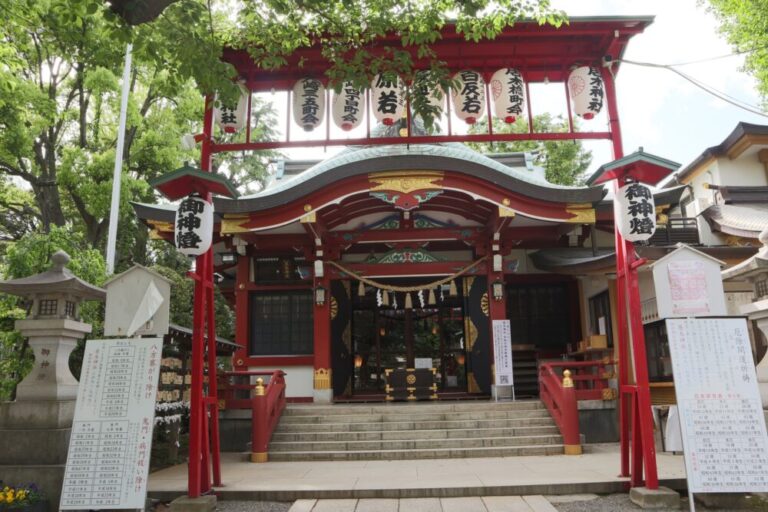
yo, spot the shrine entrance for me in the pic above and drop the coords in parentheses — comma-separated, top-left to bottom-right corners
(350, 289, 469, 398)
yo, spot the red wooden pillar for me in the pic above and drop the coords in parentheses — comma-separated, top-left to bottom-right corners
(313, 271, 332, 402)
(233, 254, 250, 369)
(602, 67, 659, 489)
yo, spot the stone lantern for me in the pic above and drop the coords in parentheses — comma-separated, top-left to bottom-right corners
(0, 250, 106, 400)
(0, 250, 105, 512)
(722, 227, 768, 420)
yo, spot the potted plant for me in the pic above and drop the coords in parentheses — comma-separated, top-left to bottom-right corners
(0, 483, 47, 511)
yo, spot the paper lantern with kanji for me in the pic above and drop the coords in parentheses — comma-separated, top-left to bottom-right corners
(214, 87, 249, 134)
(615, 182, 656, 242)
(292, 78, 326, 132)
(371, 74, 405, 126)
(451, 70, 486, 124)
(175, 196, 213, 256)
(412, 71, 445, 118)
(332, 82, 365, 131)
(490, 68, 526, 124)
(567, 66, 604, 120)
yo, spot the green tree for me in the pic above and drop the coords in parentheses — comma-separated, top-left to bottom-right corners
(468, 113, 592, 186)
(705, 0, 768, 102)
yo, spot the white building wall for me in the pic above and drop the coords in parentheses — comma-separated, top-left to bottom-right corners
(249, 365, 314, 398)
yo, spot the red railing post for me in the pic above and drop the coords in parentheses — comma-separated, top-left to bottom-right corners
(560, 369, 582, 455)
(250, 377, 269, 463)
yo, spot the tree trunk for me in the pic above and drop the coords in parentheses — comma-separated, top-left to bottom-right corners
(31, 180, 66, 231)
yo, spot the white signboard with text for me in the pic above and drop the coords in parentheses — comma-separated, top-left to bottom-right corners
(666, 318, 768, 493)
(61, 338, 163, 510)
(492, 319, 514, 388)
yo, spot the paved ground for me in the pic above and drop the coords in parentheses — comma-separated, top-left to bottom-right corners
(148, 444, 687, 501)
(207, 494, 768, 511)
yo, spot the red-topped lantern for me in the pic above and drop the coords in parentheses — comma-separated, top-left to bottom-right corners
(175, 195, 213, 256)
(490, 68, 526, 124)
(371, 73, 405, 126)
(452, 70, 485, 124)
(214, 86, 249, 134)
(292, 78, 326, 132)
(567, 66, 604, 120)
(615, 181, 656, 242)
(332, 82, 365, 131)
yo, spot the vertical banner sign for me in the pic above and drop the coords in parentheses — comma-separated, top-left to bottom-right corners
(492, 319, 514, 387)
(61, 338, 163, 510)
(666, 318, 768, 493)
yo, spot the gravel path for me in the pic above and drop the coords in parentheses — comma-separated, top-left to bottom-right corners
(214, 502, 292, 512)
(552, 493, 768, 512)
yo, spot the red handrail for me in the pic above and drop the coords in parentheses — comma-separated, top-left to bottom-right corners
(539, 363, 581, 455)
(250, 370, 286, 463)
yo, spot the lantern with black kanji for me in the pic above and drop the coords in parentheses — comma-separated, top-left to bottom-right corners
(615, 182, 656, 242)
(292, 78, 326, 132)
(567, 66, 604, 120)
(451, 70, 486, 124)
(412, 70, 445, 118)
(214, 86, 249, 134)
(175, 195, 214, 256)
(371, 73, 405, 126)
(332, 82, 365, 131)
(490, 68, 526, 124)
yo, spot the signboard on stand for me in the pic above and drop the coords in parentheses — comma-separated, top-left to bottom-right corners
(666, 317, 768, 494)
(61, 338, 163, 510)
(492, 319, 515, 400)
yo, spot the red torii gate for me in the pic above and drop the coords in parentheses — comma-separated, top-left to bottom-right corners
(174, 16, 661, 498)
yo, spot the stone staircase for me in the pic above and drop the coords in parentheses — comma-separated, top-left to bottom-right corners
(268, 400, 563, 461)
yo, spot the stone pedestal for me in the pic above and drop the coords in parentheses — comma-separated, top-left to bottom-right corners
(170, 494, 217, 511)
(0, 400, 76, 512)
(14, 318, 91, 401)
(629, 486, 680, 509)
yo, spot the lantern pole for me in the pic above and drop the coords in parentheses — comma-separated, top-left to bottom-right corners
(188, 96, 218, 498)
(602, 65, 659, 490)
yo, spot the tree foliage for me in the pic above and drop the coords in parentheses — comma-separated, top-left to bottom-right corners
(705, 0, 768, 103)
(468, 113, 592, 186)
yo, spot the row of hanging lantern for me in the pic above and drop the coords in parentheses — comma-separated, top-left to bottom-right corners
(213, 66, 605, 134)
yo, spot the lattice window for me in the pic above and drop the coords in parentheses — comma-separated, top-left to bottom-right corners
(65, 301, 76, 317)
(249, 291, 313, 355)
(38, 299, 58, 316)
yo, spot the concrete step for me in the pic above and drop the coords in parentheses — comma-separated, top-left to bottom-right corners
(268, 443, 565, 461)
(275, 416, 557, 433)
(278, 408, 550, 425)
(281, 400, 545, 416)
(269, 434, 563, 452)
(272, 424, 560, 442)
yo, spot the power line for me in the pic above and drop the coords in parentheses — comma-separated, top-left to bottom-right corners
(619, 58, 768, 119)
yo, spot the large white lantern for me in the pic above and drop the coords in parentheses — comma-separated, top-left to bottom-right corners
(332, 82, 365, 131)
(615, 182, 656, 242)
(412, 71, 445, 118)
(175, 195, 213, 256)
(490, 68, 526, 124)
(371, 73, 405, 126)
(292, 78, 326, 132)
(214, 86, 249, 134)
(567, 66, 604, 120)
(451, 70, 486, 125)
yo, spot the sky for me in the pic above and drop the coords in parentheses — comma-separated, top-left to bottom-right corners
(553, 0, 766, 173)
(276, 0, 767, 177)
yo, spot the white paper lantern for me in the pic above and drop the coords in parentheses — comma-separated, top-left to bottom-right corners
(451, 70, 486, 125)
(332, 82, 365, 131)
(175, 196, 213, 256)
(292, 78, 326, 132)
(214, 87, 249, 134)
(490, 68, 526, 124)
(615, 182, 656, 242)
(567, 66, 604, 120)
(371, 74, 405, 126)
(412, 71, 445, 118)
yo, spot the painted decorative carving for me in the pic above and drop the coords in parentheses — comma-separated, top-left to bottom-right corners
(375, 248, 442, 264)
